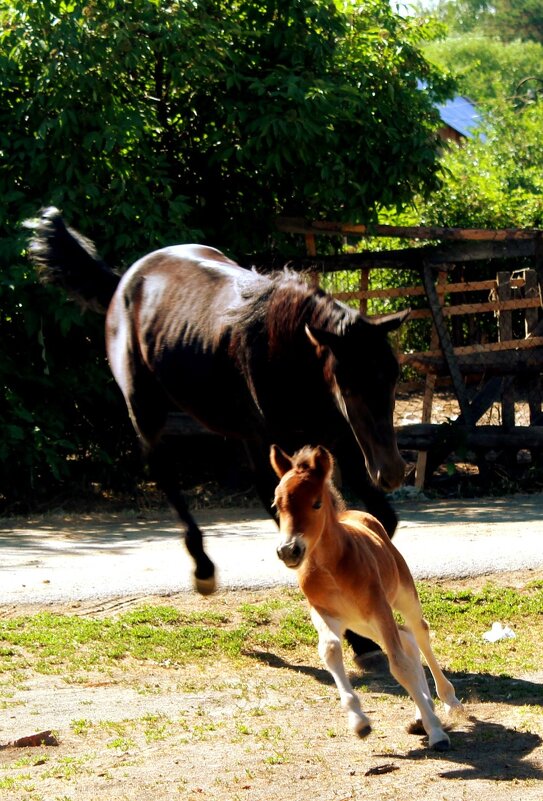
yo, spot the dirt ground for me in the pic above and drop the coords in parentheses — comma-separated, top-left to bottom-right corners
(2, 387, 542, 800)
(1, 571, 542, 801)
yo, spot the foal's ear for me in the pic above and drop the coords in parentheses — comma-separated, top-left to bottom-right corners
(270, 445, 292, 478)
(312, 446, 333, 479)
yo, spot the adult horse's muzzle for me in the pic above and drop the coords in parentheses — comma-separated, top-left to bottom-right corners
(276, 536, 306, 569)
(341, 396, 406, 491)
(373, 451, 406, 492)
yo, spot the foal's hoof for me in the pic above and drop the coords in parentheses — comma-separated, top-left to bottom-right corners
(406, 719, 426, 736)
(431, 737, 450, 752)
(194, 575, 217, 595)
(355, 722, 372, 739)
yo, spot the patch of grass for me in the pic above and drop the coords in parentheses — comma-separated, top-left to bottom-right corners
(41, 756, 90, 780)
(142, 713, 172, 743)
(0, 772, 36, 792)
(10, 752, 50, 769)
(70, 718, 93, 736)
(0, 582, 540, 693)
(417, 580, 543, 676)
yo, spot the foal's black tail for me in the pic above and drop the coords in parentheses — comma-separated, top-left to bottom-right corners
(27, 207, 120, 313)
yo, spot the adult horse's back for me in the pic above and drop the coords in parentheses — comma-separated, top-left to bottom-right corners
(28, 207, 408, 595)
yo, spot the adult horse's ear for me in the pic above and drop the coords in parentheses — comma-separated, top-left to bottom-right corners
(270, 445, 292, 478)
(305, 325, 340, 355)
(370, 309, 410, 333)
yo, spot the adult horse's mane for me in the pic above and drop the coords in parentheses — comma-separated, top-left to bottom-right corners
(234, 268, 350, 355)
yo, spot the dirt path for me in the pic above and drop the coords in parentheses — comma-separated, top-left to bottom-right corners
(0, 576, 542, 801)
(2, 493, 543, 605)
(1, 500, 542, 800)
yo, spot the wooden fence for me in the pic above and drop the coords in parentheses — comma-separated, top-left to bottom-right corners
(273, 218, 543, 487)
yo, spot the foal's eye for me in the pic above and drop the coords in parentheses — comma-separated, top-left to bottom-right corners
(312, 499, 322, 510)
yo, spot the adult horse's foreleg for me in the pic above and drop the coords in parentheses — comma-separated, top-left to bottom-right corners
(333, 435, 399, 660)
(147, 440, 216, 595)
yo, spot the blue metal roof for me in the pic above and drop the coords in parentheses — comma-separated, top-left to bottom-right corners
(436, 95, 484, 138)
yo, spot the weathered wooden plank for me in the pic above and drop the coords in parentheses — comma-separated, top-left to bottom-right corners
(415, 270, 445, 489)
(276, 217, 542, 242)
(247, 240, 536, 273)
(422, 262, 474, 423)
(400, 336, 543, 362)
(336, 277, 526, 302)
(497, 272, 515, 427)
(397, 423, 543, 450)
(403, 349, 543, 376)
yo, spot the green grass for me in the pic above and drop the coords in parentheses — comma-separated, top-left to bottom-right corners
(417, 579, 543, 676)
(0, 581, 541, 684)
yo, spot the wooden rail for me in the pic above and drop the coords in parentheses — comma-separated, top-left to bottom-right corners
(272, 218, 543, 484)
(276, 217, 542, 242)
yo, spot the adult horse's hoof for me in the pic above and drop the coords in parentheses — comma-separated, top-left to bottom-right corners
(194, 575, 217, 595)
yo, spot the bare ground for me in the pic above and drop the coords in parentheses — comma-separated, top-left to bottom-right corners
(2, 389, 541, 798)
(1, 572, 542, 801)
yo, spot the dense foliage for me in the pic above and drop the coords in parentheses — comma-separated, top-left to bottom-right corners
(423, 34, 543, 103)
(1, 0, 452, 510)
(421, 102, 543, 228)
(425, 0, 543, 44)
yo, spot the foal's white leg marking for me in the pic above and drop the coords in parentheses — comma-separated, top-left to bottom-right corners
(396, 588, 463, 718)
(372, 603, 451, 751)
(310, 608, 371, 737)
(398, 627, 432, 731)
(408, 618, 463, 718)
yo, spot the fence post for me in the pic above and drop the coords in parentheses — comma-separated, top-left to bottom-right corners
(497, 271, 515, 429)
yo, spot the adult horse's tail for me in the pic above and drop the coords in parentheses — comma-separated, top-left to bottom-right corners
(27, 207, 120, 313)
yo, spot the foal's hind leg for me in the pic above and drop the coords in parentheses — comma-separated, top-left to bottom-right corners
(371, 601, 451, 750)
(395, 587, 463, 719)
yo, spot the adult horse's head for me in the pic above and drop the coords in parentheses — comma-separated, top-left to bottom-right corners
(306, 309, 409, 492)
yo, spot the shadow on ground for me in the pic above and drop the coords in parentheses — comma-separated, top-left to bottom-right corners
(250, 650, 543, 781)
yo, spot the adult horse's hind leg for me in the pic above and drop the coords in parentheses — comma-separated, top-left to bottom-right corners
(335, 435, 398, 661)
(147, 438, 216, 595)
(109, 344, 216, 595)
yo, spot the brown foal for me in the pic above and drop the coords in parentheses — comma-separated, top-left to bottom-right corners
(271, 444, 463, 751)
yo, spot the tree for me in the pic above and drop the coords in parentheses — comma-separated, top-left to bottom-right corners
(0, 0, 453, 510)
(2, 0, 453, 253)
(423, 34, 543, 102)
(419, 0, 543, 43)
(420, 101, 543, 228)
(491, 0, 543, 43)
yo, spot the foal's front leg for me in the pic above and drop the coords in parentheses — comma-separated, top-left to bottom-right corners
(310, 608, 371, 738)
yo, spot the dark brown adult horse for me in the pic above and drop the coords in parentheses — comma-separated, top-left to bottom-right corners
(29, 207, 408, 598)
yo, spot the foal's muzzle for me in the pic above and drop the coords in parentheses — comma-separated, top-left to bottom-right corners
(276, 537, 306, 569)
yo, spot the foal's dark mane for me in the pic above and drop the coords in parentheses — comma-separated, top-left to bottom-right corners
(291, 446, 346, 514)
